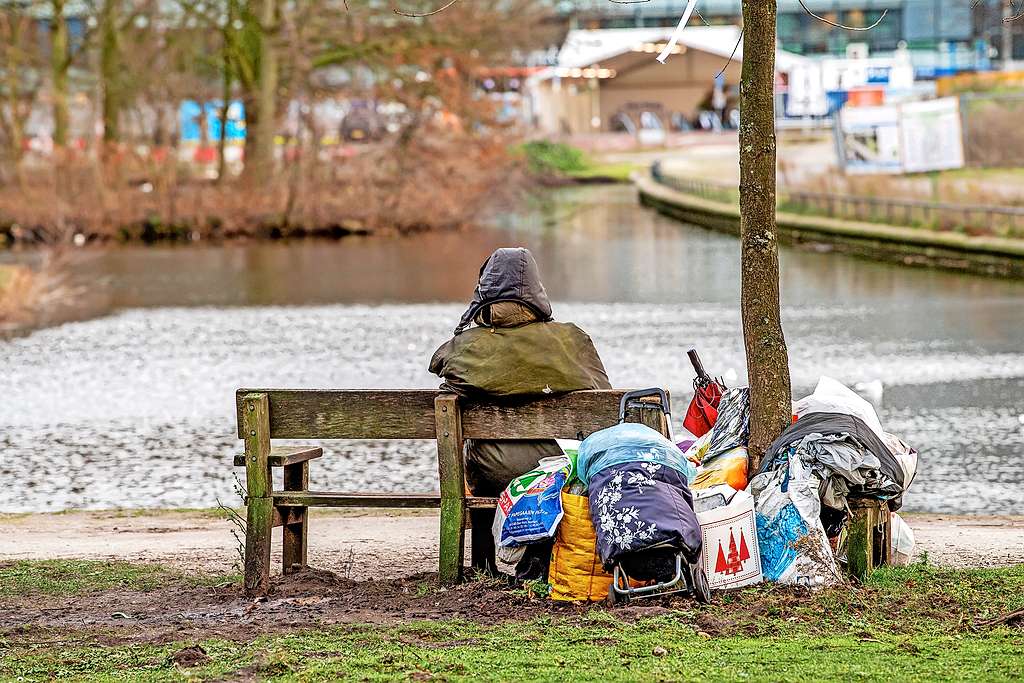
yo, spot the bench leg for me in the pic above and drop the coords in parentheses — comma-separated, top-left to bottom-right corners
(242, 392, 273, 596)
(244, 497, 274, 594)
(282, 461, 309, 574)
(435, 394, 466, 586)
(439, 498, 466, 585)
(847, 499, 890, 580)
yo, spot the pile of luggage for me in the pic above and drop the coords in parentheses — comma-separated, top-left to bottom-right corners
(491, 352, 919, 603)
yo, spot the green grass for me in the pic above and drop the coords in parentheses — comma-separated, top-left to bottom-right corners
(3, 615, 1021, 682)
(519, 141, 636, 183)
(0, 559, 237, 597)
(566, 161, 639, 183)
(1, 562, 1022, 681)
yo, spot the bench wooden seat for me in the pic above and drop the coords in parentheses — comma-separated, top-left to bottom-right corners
(234, 388, 670, 595)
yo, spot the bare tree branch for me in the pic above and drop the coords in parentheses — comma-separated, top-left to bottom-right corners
(798, 0, 888, 31)
(716, 28, 743, 79)
(393, 0, 462, 17)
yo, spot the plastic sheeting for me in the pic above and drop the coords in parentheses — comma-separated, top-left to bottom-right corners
(691, 446, 749, 491)
(748, 447, 842, 587)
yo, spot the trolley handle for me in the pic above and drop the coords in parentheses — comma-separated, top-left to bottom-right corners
(618, 388, 672, 423)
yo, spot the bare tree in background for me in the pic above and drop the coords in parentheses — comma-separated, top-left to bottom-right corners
(0, 2, 43, 184)
(49, 0, 71, 148)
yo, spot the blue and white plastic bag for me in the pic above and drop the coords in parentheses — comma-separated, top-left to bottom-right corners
(748, 447, 841, 587)
(492, 455, 571, 552)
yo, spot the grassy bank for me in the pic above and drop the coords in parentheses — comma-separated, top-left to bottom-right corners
(1, 559, 1021, 681)
(521, 141, 638, 184)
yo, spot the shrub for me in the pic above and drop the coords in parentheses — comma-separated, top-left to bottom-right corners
(520, 140, 589, 175)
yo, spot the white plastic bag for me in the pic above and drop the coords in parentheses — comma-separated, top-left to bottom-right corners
(749, 454, 841, 588)
(695, 485, 763, 590)
(890, 512, 916, 566)
(794, 376, 887, 443)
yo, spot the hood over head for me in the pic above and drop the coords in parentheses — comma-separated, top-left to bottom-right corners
(455, 247, 552, 334)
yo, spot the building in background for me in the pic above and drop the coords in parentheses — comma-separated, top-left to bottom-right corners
(528, 25, 808, 135)
(553, 0, 1023, 75)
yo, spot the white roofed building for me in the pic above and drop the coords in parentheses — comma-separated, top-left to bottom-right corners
(528, 26, 808, 135)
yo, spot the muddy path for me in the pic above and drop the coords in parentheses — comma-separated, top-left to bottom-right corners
(1, 510, 1022, 650)
(0, 570, 562, 645)
(2, 509, 1023, 579)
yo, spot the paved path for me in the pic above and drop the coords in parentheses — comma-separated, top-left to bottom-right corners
(2, 510, 1021, 580)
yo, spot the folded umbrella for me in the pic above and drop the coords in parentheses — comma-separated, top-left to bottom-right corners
(683, 349, 726, 437)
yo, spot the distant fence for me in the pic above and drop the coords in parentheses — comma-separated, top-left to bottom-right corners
(650, 164, 1024, 238)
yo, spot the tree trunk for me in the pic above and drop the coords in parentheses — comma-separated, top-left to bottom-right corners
(3, 13, 27, 186)
(100, 0, 121, 145)
(217, 16, 234, 184)
(245, 0, 278, 184)
(739, 0, 791, 469)
(50, 0, 70, 148)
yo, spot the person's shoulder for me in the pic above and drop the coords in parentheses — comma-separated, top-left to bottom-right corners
(544, 321, 593, 339)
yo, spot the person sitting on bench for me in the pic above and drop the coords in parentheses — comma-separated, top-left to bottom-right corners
(429, 247, 611, 580)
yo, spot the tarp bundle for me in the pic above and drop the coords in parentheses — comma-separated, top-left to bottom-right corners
(758, 377, 917, 509)
(749, 377, 919, 586)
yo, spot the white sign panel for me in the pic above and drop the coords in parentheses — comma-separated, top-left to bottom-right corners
(837, 105, 903, 174)
(787, 63, 829, 117)
(899, 97, 965, 173)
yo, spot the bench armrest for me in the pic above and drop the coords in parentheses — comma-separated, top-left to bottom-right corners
(234, 445, 323, 468)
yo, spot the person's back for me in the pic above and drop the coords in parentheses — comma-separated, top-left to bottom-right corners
(428, 248, 611, 578)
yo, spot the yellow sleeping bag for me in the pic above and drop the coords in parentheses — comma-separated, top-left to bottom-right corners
(549, 492, 612, 602)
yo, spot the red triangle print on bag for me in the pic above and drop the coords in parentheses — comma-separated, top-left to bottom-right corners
(715, 540, 727, 573)
(739, 529, 750, 563)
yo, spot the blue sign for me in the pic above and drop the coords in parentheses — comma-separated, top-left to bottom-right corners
(179, 100, 246, 143)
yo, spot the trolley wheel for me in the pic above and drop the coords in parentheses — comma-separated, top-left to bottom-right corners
(607, 583, 628, 607)
(690, 564, 712, 605)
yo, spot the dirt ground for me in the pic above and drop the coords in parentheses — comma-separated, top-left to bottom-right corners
(1, 509, 1022, 652)
(1, 509, 1022, 580)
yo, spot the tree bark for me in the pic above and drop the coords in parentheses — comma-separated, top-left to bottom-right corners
(244, 0, 278, 184)
(739, 0, 792, 469)
(100, 0, 122, 145)
(50, 0, 70, 148)
(2, 12, 27, 185)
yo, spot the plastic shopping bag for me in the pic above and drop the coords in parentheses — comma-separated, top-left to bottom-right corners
(549, 492, 613, 602)
(691, 446, 749, 491)
(492, 455, 571, 550)
(748, 449, 841, 587)
(695, 486, 763, 590)
(890, 512, 915, 566)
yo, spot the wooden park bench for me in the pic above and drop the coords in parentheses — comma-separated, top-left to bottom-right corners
(234, 388, 671, 595)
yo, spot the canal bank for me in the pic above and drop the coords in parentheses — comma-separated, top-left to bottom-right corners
(635, 172, 1024, 279)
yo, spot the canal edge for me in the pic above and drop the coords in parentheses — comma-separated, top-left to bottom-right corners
(633, 171, 1024, 279)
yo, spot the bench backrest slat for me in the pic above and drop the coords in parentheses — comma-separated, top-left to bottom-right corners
(235, 389, 659, 440)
